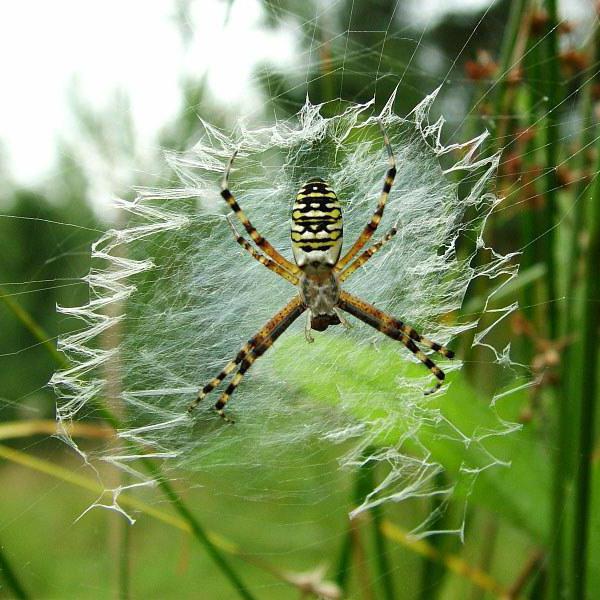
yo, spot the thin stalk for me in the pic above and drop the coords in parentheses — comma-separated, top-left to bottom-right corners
(118, 483, 132, 600)
(469, 516, 498, 600)
(381, 521, 507, 597)
(558, 22, 600, 600)
(352, 452, 395, 600)
(0, 541, 29, 599)
(139, 458, 256, 600)
(506, 549, 544, 599)
(542, 0, 560, 340)
(0, 296, 257, 600)
(0, 419, 112, 440)
(561, 13, 600, 474)
(571, 141, 600, 600)
(334, 529, 353, 591)
(563, 57, 597, 306)
(418, 472, 449, 600)
(0, 285, 68, 368)
(337, 450, 396, 599)
(339, 453, 379, 599)
(492, 0, 527, 122)
(520, 28, 544, 327)
(319, 27, 335, 104)
(364, 469, 395, 600)
(542, 2, 566, 598)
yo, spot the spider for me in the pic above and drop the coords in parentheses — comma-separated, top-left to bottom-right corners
(188, 125, 454, 421)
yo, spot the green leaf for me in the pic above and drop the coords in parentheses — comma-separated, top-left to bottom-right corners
(274, 333, 549, 539)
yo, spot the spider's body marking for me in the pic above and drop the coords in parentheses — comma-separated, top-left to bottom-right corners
(190, 126, 455, 420)
(291, 178, 343, 272)
(299, 271, 341, 332)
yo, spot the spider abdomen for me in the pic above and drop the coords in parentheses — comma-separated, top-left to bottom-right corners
(291, 178, 343, 270)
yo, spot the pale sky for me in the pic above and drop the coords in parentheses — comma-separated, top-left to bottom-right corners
(0, 0, 297, 189)
(0, 0, 592, 194)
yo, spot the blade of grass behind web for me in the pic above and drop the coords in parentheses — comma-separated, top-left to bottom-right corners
(0, 292, 257, 600)
(0, 540, 29, 600)
(539, 2, 567, 598)
(571, 131, 600, 600)
(542, 0, 560, 340)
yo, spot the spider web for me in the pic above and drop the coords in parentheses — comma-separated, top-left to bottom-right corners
(51, 65, 521, 542)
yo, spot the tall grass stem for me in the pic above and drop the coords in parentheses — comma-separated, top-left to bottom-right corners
(0, 542, 29, 599)
(571, 140, 600, 600)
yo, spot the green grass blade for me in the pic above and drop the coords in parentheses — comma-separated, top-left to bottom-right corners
(0, 541, 29, 600)
(571, 140, 600, 600)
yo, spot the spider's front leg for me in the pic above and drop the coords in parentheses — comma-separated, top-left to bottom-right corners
(225, 216, 299, 285)
(189, 297, 305, 420)
(221, 149, 299, 275)
(337, 291, 454, 394)
(335, 122, 397, 272)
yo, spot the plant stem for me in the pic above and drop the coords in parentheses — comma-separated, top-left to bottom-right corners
(357, 455, 395, 600)
(139, 458, 256, 600)
(541, 2, 565, 598)
(493, 0, 527, 122)
(334, 529, 353, 591)
(118, 484, 132, 600)
(520, 24, 544, 327)
(0, 541, 29, 599)
(368, 496, 395, 600)
(571, 139, 600, 600)
(0, 285, 68, 368)
(558, 19, 600, 600)
(418, 472, 449, 600)
(381, 521, 507, 597)
(542, 0, 560, 340)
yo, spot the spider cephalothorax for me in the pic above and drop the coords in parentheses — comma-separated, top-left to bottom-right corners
(188, 126, 454, 421)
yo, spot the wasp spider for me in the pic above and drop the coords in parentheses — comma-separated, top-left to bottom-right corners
(188, 126, 455, 421)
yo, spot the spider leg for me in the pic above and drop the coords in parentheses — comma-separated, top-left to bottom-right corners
(338, 291, 454, 394)
(335, 123, 396, 272)
(221, 149, 300, 274)
(226, 216, 299, 285)
(187, 343, 253, 413)
(213, 353, 256, 423)
(339, 291, 454, 357)
(304, 310, 315, 343)
(338, 223, 398, 283)
(188, 296, 305, 417)
(213, 297, 305, 419)
(333, 307, 352, 329)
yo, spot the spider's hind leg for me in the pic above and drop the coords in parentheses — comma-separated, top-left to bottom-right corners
(338, 290, 454, 395)
(189, 297, 306, 419)
(187, 344, 252, 413)
(213, 351, 258, 421)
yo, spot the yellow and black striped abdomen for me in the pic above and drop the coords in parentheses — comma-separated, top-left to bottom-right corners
(291, 178, 343, 268)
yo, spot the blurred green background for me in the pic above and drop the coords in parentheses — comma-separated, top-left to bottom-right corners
(1, 0, 599, 598)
